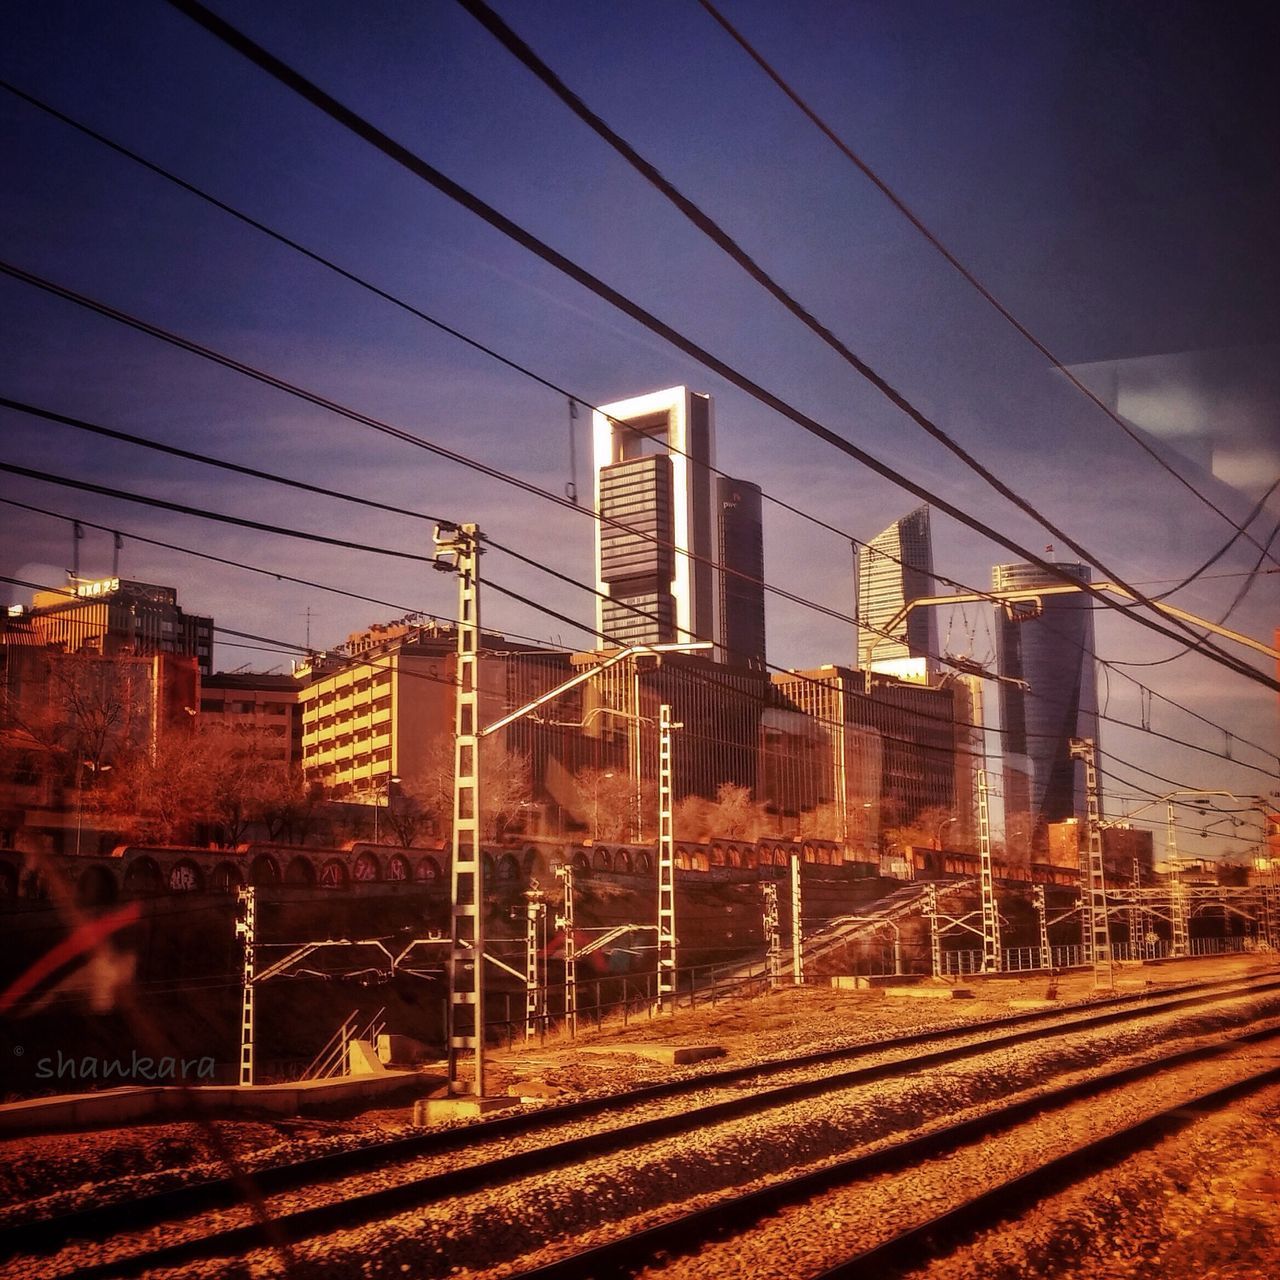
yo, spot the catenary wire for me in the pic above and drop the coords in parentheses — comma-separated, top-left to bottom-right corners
(5, 432, 1274, 780)
(4, 73, 1269, 653)
(692, 0, 1280, 575)
(7, 393, 1274, 775)
(1, 77, 1271, 696)
(455, 0, 1280, 636)
(7, 470, 1273, 794)
(154, 0, 1268, 685)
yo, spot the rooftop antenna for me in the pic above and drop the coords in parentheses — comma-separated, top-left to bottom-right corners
(71, 519, 85, 582)
(303, 606, 314, 650)
(112, 532, 123, 578)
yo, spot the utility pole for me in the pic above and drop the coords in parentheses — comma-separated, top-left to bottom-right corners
(790, 851, 804, 985)
(555, 861, 577, 1037)
(1168, 802, 1189, 958)
(235, 886, 256, 1086)
(761, 880, 781, 989)
(1129, 858, 1147, 961)
(1069, 737, 1113, 987)
(977, 766, 1001, 972)
(433, 522, 485, 1096)
(657, 703, 680, 1012)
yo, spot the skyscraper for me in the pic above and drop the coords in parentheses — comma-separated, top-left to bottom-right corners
(992, 561, 1100, 850)
(857, 506, 937, 684)
(593, 387, 717, 649)
(716, 476, 766, 669)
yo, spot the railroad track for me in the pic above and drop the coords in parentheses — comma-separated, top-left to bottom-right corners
(507, 1028, 1280, 1280)
(5, 969, 1279, 1278)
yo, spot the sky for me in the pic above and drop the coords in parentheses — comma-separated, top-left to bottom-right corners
(1, 0, 1277, 854)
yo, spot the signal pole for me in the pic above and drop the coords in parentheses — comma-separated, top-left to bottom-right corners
(790, 852, 804, 985)
(657, 703, 680, 1012)
(433, 522, 485, 1096)
(1069, 737, 1113, 987)
(555, 861, 577, 1037)
(235, 886, 256, 1086)
(761, 881, 781, 989)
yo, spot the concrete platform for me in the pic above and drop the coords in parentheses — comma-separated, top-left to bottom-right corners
(829, 975, 902, 990)
(1008, 998, 1058, 1009)
(414, 1095, 520, 1124)
(0, 1070, 431, 1135)
(883, 986, 974, 1000)
(579, 1043, 726, 1066)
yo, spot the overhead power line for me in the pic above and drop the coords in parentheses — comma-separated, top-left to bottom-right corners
(4, 80, 1271, 710)
(6, 397, 1277, 775)
(8, 73, 1268, 635)
(457, 0, 1277, 619)
(452, 0, 1272, 674)
(693, 0, 1280, 575)
(7, 457, 1275, 787)
(155, 0, 1271, 689)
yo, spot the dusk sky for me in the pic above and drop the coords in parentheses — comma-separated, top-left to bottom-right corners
(2, 1, 1276, 851)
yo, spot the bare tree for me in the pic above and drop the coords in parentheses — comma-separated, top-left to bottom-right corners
(569, 766, 635, 841)
(674, 783, 771, 843)
(412, 736, 533, 842)
(381, 781, 432, 848)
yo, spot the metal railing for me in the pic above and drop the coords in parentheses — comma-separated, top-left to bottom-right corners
(301, 1006, 386, 1079)
(938, 936, 1252, 976)
(483, 960, 771, 1048)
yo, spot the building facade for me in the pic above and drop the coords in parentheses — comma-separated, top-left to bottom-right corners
(716, 476, 766, 670)
(593, 386, 717, 649)
(199, 672, 304, 764)
(26, 577, 214, 677)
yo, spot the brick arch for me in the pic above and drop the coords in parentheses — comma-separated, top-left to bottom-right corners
(251, 854, 281, 886)
(285, 856, 316, 886)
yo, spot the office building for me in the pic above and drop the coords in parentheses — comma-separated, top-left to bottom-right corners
(25, 577, 214, 677)
(993, 561, 1100, 849)
(200, 672, 305, 764)
(857, 506, 937, 684)
(593, 387, 717, 649)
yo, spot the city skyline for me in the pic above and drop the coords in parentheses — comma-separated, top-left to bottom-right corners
(1, 1, 1275, 844)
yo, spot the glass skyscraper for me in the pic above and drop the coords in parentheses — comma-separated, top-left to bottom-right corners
(993, 561, 1100, 851)
(857, 505, 937, 684)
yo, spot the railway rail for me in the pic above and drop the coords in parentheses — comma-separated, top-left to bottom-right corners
(5, 969, 1279, 1278)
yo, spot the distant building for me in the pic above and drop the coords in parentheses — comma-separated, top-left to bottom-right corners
(23, 577, 213, 676)
(1047, 819, 1154, 881)
(857, 506, 937, 685)
(772, 665, 963, 837)
(200, 672, 305, 764)
(297, 621, 567, 806)
(593, 387, 717, 649)
(993, 561, 1100, 850)
(766, 666, 882, 853)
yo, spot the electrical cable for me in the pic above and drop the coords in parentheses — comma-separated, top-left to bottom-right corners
(692, 0, 1280, 575)
(6, 451, 1275, 787)
(8, 463, 1275, 785)
(3, 77, 1272, 703)
(6, 73, 1269, 665)
(0, 73, 1004, 619)
(153, 0, 1270, 687)
(458, 0, 1280, 623)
